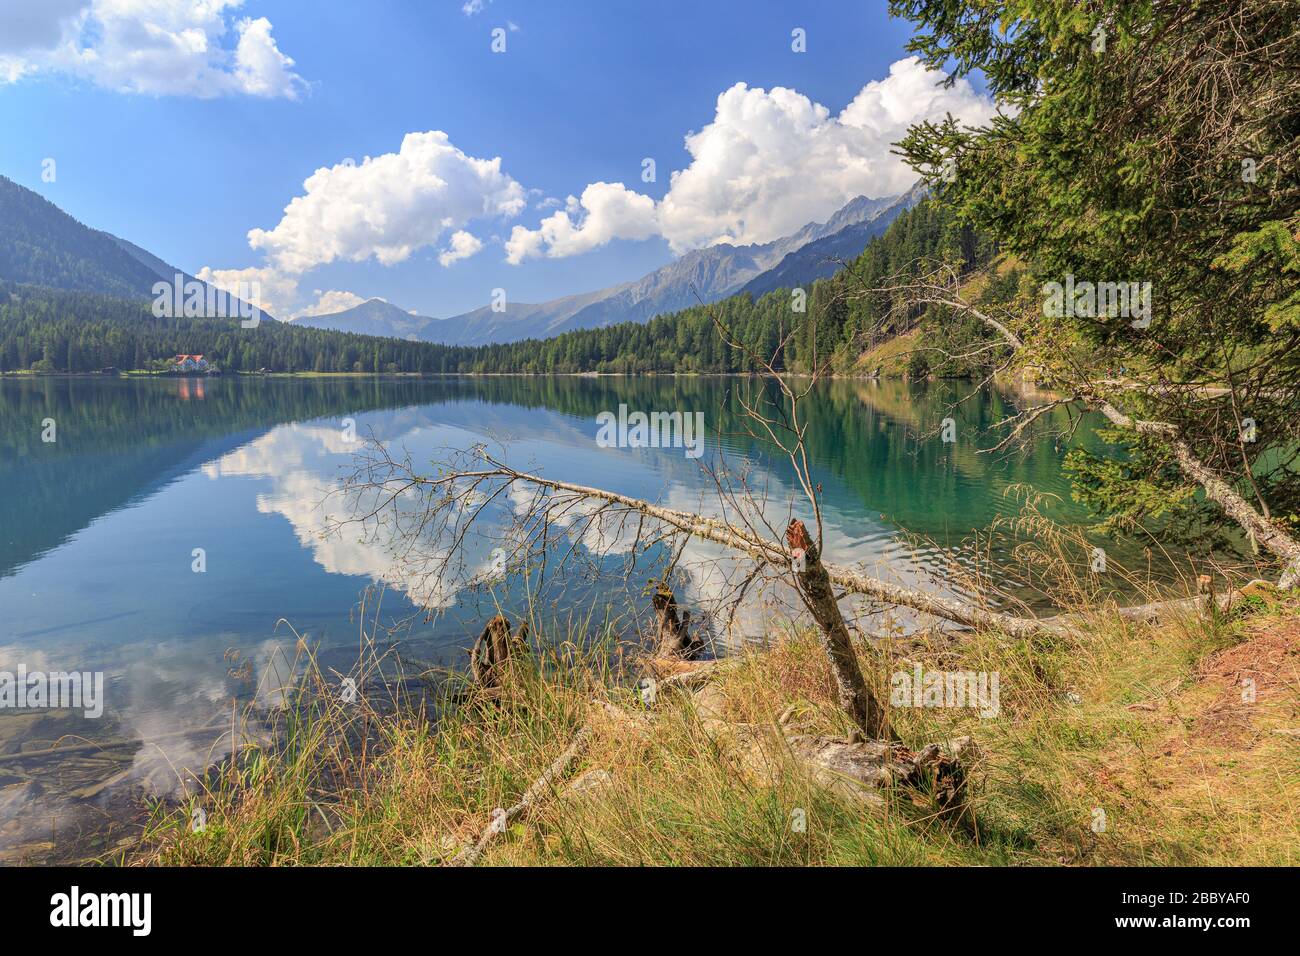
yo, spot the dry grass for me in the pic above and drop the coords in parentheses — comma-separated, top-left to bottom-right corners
(854, 327, 922, 377)
(134, 584, 1300, 866)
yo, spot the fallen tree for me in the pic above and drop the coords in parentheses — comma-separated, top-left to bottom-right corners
(350, 447, 1259, 645)
(844, 266, 1300, 594)
(879, 0, 1300, 592)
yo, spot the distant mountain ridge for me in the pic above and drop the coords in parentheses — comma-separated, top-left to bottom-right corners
(294, 188, 917, 347)
(413, 283, 636, 345)
(738, 181, 928, 299)
(292, 297, 430, 339)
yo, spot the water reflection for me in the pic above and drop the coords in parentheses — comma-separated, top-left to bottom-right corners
(0, 374, 1137, 859)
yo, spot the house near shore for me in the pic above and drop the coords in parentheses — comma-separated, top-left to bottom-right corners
(172, 354, 211, 373)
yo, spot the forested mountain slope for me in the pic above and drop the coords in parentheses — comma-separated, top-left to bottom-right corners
(0, 176, 165, 298)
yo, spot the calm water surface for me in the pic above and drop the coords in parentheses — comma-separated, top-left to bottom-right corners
(0, 374, 1148, 859)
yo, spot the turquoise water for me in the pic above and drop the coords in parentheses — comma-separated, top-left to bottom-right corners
(0, 374, 1141, 858)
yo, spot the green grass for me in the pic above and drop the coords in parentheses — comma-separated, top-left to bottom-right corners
(134, 587, 1300, 867)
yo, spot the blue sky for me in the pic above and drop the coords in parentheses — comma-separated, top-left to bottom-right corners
(0, 1, 994, 320)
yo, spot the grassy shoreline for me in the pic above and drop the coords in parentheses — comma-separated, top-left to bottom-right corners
(135, 590, 1300, 867)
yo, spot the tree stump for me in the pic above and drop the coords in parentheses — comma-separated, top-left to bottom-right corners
(652, 583, 704, 660)
(469, 615, 529, 691)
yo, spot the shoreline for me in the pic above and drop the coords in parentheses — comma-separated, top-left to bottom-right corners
(130, 591, 1300, 867)
(0, 368, 942, 381)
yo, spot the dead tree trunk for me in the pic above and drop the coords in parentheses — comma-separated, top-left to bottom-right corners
(787, 519, 891, 740)
(1089, 396, 1300, 587)
(465, 467, 1061, 637)
(652, 583, 703, 659)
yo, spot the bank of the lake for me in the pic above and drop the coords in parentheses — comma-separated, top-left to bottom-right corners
(140, 590, 1300, 867)
(0, 373, 1221, 861)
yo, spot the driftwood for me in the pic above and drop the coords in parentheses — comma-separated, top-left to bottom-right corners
(0, 725, 261, 765)
(449, 725, 591, 867)
(658, 659, 726, 690)
(687, 692, 975, 821)
(675, 662, 973, 821)
(1038, 577, 1276, 632)
(785, 734, 976, 821)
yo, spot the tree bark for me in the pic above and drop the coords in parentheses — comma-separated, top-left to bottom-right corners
(786, 519, 892, 739)
(820, 563, 1051, 637)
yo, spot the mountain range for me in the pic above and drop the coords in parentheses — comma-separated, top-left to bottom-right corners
(292, 183, 925, 346)
(0, 173, 923, 347)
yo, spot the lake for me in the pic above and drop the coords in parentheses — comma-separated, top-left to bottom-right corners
(0, 374, 1151, 860)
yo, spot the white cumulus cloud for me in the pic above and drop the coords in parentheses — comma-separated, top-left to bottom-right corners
(248, 130, 526, 274)
(230, 15, 301, 98)
(0, 0, 305, 98)
(507, 57, 998, 260)
(660, 56, 996, 251)
(504, 181, 658, 264)
(0, 0, 86, 54)
(195, 264, 297, 319)
(438, 230, 484, 267)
